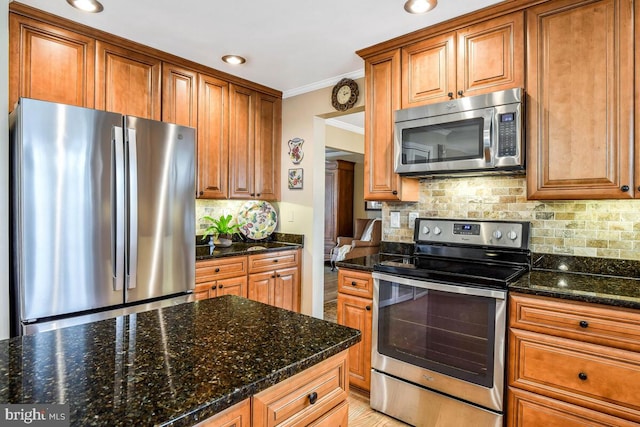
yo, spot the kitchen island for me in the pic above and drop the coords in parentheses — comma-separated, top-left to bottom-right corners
(0, 296, 360, 426)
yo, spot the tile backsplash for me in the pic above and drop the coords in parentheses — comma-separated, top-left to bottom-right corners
(383, 175, 640, 261)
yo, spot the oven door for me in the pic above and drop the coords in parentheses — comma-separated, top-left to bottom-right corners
(372, 272, 507, 412)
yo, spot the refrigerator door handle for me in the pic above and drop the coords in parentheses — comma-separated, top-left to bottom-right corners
(127, 128, 139, 290)
(113, 127, 125, 291)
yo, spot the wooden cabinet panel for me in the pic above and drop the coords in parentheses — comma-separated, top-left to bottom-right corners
(337, 293, 372, 391)
(95, 41, 161, 119)
(194, 398, 251, 427)
(197, 74, 229, 199)
(248, 250, 300, 312)
(510, 293, 640, 353)
(509, 328, 640, 422)
(457, 12, 524, 98)
(508, 387, 638, 427)
(248, 250, 299, 273)
(162, 63, 197, 127)
(229, 84, 255, 199)
(254, 92, 281, 201)
(273, 266, 299, 312)
(337, 269, 373, 299)
(9, 14, 94, 110)
(526, 0, 634, 199)
(252, 350, 348, 427)
(364, 49, 418, 202)
(248, 271, 272, 305)
(216, 275, 247, 298)
(402, 32, 456, 107)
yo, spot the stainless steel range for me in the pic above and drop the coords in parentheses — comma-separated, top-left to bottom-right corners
(371, 218, 531, 427)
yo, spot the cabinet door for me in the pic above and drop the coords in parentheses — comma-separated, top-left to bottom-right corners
(194, 398, 251, 427)
(216, 276, 248, 298)
(254, 92, 281, 201)
(248, 271, 273, 305)
(197, 74, 229, 199)
(194, 282, 215, 301)
(162, 63, 197, 127)
(95, 41, 161, 119)
(401, 32, 456, 107)
(229, 84, 255, 199)
(9, 13, 95, 110)
(457, 11, 524, 98)
(364, 49, 418, 202)
(526, 0, 634, 199)
(337, 293, 372, 391)
(274, 267, 299, 312)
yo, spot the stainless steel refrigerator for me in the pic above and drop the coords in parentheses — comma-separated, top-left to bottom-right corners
(9, 98, 196, 336)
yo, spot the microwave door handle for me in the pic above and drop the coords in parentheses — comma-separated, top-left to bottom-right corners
(483, 109, 493, 163)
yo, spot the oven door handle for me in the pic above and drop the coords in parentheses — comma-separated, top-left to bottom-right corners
(372, 272, 507, 300)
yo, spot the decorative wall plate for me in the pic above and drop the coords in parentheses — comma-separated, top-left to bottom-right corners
(237, 200, 278, 240)
(288, 138, 304, 164)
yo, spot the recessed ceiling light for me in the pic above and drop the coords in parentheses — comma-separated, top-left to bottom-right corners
(404, 0, 437, 14)
(66, 0, 104, 13)
(221, 55, 246, 65)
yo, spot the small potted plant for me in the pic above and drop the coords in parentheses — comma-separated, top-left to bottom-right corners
(201, 214, 242, 247)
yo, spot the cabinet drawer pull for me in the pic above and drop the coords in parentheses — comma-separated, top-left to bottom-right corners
(578, 372, 588, 381)
(351, 281, 357, 286)
(215, 268, 220, 273)
(308, 391, 318, 405)
(447, 92, 454, 99)
(579, 320, 589, 328)
(273, 259, 279, 263)
(366, 305, 371, 311)
(218, 284, 223, 289)
(211, 286, 216, 290)
(271, 274, 275, 278)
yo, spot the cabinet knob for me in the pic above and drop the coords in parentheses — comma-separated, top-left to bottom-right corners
(579, 320, 589, 328)
(308, 391, 318, 405)
(250, 193, 255, 197)
(211, 286, 216, 290)
(578, 372, 588, 381)
(199, 191, 204, 196)
(351, 281, 357, 286)
(621, 185, 630, 192)
(276, 273, 281, 277)
(274, 259, 279, 263)
(392, 190, 398, 195)
(447, 92, 454, 99)
(257, 193, 261, 197)
(215, 268, 220, 273)
(366, 305, 371, 311)
(457, 90, 464, 97)
(218, 284, 223, 289)
(271, 274, 275, 278)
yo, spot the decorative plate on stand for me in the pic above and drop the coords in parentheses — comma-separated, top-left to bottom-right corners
(237, 200, 278, 240)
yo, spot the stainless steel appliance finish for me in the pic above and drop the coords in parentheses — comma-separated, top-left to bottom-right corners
(394, 88, 524, 176)
(9, 98, 195, 336)
(371, 218, 530, 427)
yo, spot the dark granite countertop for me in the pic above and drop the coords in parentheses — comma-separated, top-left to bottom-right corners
(336, 248, 640, 310)
(196, 241, 301, 261)
(0, 296, 361, 426)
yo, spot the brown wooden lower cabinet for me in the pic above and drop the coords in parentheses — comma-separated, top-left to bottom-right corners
(247, 250, 301, 312)
(195, 256, 248, 300)
(337, 268, 373, 391)
(508, 293, 640, 426)
(194, 350, 348, 426)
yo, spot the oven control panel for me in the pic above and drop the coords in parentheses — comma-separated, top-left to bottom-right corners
(414, 218, 529, 249)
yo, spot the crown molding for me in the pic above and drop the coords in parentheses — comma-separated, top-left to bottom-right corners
(283, 69, 364, 99)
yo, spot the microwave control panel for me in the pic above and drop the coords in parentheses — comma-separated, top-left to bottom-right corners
(497, 112, 518, 157)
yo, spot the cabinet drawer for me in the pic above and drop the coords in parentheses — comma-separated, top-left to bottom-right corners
(307, 401, 348, 427)
(253, 350, 348, 427)
(510, 293, 640, 352)
(509, 328, 640, 422)
(508, 387, 638, 427)
(337, 269, 373, 298)
(248, 250, 299, 273)
(196, 256, 247, 282)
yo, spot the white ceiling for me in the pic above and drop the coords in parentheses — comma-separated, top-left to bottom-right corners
(15, 0, 503, 98)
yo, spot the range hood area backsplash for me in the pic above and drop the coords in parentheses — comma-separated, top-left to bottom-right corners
(383, 175, 640, 261)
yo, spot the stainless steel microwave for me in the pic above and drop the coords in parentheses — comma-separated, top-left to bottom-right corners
(394, 88, 524, 177)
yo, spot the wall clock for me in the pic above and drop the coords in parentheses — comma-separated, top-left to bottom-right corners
(331, 78, 359, 111)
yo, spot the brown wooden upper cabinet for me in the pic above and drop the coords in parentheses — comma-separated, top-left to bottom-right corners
(95, 41, 161, 120)
(229, 84, 281, 201)
(9, 13, 95, 110)
(402, 12, 524, 108)
(526, 0, 634, 199)
(364, 50, 419, 202)
(161, 62, 198, 127)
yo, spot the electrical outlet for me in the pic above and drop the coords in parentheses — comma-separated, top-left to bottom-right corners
(408, 212, 419, 229)
(390, 211, 401, 228)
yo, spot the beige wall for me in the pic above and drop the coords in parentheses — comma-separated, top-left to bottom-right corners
(384, 175, 640, 260)
(1, 0, 10, 339)
(280, 77, 365, 317)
